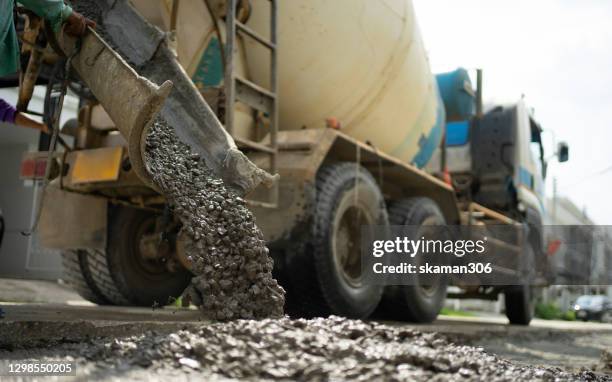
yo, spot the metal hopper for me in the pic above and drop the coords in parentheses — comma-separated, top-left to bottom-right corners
(52, 0, 275, 194)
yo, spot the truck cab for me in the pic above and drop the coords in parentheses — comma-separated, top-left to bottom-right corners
(436, 95, 569, 281)
(431, 68, 568, 229)
(423, 69, 570, 324)
(447, 100, 548, 218)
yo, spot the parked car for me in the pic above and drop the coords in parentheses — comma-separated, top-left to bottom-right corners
(573, 295, 612, 322)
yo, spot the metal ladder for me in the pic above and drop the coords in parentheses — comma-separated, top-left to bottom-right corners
(224, 0, 279, 208)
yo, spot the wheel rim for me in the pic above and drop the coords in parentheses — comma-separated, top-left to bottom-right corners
(129, 216, 171, 279)
(331, 190, 375, 288)
(415, 217, 444, 296)
(419, 283, 438, 297)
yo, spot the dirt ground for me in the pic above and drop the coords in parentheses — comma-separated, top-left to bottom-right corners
(0, 279, 610, 381)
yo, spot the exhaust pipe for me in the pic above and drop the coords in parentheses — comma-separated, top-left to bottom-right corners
(475, 69, 483, 118)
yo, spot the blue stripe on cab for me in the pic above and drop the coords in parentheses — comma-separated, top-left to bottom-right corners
(518, 166, 533, 189)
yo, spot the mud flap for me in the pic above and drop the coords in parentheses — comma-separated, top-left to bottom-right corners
(39, 186, 107, 250)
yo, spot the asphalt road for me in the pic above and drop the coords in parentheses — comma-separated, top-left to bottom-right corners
(0, 278, 610, 380)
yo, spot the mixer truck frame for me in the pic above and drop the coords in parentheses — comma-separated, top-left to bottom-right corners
(9, 0, 567, 325)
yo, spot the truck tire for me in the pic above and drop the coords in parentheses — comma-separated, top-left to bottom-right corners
(86, 248, 131, 305)
(505, 243, 536, 325)
(60, 250, 109, 305)
(505, 286, 534, 325)
(381, 197, 448, 323)
(89, 206, 192, 306)
(291, 162, 387, 318)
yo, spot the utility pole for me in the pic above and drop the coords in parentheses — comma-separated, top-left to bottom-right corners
(552, 177, 558, 223)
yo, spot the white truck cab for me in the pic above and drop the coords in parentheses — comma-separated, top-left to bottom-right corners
(439, 99, 568, 225)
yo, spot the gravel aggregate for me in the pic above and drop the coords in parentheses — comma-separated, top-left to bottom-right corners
(4, 317, 608, 381)
(145, 120, 285, 320)
(34, 4, 609, 381)
(70, 0, 285, 320)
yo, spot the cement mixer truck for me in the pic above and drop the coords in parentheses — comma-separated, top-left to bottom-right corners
(9, 0, 567, 325)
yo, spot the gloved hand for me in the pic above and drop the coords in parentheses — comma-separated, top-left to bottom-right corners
(63, 11, 96, 37)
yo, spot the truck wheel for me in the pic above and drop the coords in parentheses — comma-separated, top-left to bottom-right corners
(60, 250, 109, 305)
(89, 206, 192, 306)
(504, 243, 536, 325)
(382, 198, 448, 323)
(505, 285, 534, 325)
(295, 162, 387, 318)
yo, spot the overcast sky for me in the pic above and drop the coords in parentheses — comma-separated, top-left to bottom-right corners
(413, 0, 612, 224)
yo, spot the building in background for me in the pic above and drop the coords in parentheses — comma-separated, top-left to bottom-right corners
(0, 87, 77, 280)
(447, 196, 612, 315)
(544, 196, 612, 310)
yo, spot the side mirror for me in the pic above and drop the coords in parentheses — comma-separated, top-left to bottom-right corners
(557, 142, 569, 163)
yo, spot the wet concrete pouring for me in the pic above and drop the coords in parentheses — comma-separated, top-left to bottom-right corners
(2, 2, 607, 380)
(145, 120, 285, 320)
(71, 0, 286, 321)
(3, 120, 611, 378)
(1, 124, 607, 380)
(2, 121, 606, 380)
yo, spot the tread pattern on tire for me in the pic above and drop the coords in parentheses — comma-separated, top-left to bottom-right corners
(388, 197, 437, 228)
(383, 197, 448, 323)
(285, 162, 387, 318)
(505, 245, 535, 325)
(312, 163, 355, 315)
(63, 206, 192, 307)
(312, 162, 385, 318)
(60, 250, 108, 305)
(84, 248, 131, 305)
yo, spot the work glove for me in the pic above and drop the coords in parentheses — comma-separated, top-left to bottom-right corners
(63, 11, 96, 37)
